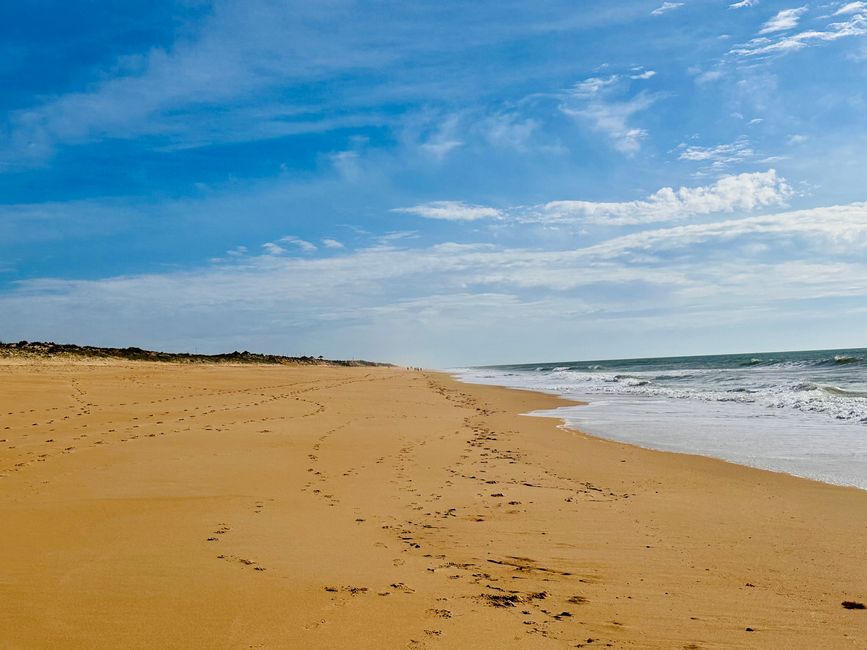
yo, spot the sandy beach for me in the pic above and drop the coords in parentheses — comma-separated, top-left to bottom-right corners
(1, 360, 865, 648)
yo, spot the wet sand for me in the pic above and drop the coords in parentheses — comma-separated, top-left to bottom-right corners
(0, 361, 865, 648)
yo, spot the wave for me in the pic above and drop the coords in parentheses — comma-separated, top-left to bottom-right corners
(458, 359, 867, 426)
(611, 374, 649, 387)
(734, 354, 864, 369)
(822, 385, 867, 398)
(784, 354, 864, 368)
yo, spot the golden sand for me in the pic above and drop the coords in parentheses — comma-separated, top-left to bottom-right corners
(1, 361, 865, 648)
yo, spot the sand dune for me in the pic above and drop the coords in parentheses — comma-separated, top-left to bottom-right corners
(0, 361, 865, 648)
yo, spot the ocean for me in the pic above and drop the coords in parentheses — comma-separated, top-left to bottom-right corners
(454, 348, 867, 490)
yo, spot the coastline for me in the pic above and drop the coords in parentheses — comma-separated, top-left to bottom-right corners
(1, 361, 865, 647)
(455, 374, 867, 493)
(452, 364, 867, 492)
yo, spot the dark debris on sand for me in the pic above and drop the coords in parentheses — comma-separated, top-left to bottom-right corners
(482, 594, 521, 608)
(480, 591, 548, 608)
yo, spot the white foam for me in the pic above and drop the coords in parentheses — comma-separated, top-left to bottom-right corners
(454, 368, 867, 490)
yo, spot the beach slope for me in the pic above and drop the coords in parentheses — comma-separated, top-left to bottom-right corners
(0, 361, 865, 648)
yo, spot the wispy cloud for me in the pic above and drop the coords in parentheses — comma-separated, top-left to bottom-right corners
(396, 171, 791, 226)
(1, 3, 391, 165)
(730, 0, 758, 9)
(835, 1, 867, 15)
(395, 201, 503, 221)
(5, 199, 867, 365)
(730, 6, 867, 57)
(759, 7, 807, 34)
(675, 136, 755, 170)
(585, 202, 867, 258)
(262, 236, 317, 255)
(1, 1, 640, 168)
(535, 170, 791, 225)
(481, 113, 540, 150)
(418, 115, 465, 160)
(651, 2, 684, 16)
(279, 236, 317, 252)
(560, 75, 661, 154)
(262, 242, 285, 255)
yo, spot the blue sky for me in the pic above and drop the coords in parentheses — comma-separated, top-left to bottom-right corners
(2, 0, 867, 366)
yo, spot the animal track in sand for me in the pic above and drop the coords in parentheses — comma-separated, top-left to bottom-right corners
(210, 523, 231, 538)
(215, 553, 266, 571)
(487, 557, 573, 577)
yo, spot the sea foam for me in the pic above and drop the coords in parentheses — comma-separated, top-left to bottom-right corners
(454, 348, 867, 490)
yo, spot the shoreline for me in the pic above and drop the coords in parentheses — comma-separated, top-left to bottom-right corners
(543, 410, 867, 495)
(451, 370, 867, 492)
(452, 372, 867, 496)
(1, 362, 865, 647)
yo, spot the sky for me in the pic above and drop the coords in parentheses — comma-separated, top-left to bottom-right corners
(2, 0, 867, 367)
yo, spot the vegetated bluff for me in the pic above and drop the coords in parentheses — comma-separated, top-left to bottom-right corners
(0, 340, 390, 367)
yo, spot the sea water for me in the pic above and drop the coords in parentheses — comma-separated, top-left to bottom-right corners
(454, 349, 867, 490)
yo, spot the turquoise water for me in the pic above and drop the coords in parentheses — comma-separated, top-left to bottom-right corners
(455, 348, 867, 489)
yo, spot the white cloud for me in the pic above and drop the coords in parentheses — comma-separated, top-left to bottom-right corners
(585, 202, 867, 257)
(695, 69, 724, 83)
(322, 238, 345, 249)
(262, 242, 285, 255)
(651, 2, 684, 16)
(377, 231, 419, 242)
(329, 150, 362, 179)
(420, 139, 464, 159)
(394, 201, 503, 221)
(571, 76, 621, 97)
(399, 171, 791, 227)
(535, 170, 791, 225)
(561, 77, 660, 154)
(417, 114, 465, 161)
(6, 200, 867, 365)
(0, 3, 408, 165)
(759, 7, 807, 34)
(279, 236, 317, 252)
(481, 113, 539, 150)
(6, 3, 640, 168)
(676, 137, 755, 169)
(731, 7, 867, 57)
(730, 0, 758, 8)
(835, 2, 867, 15)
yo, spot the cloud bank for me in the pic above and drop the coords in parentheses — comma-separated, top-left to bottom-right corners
(5, 198, 867, 365)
